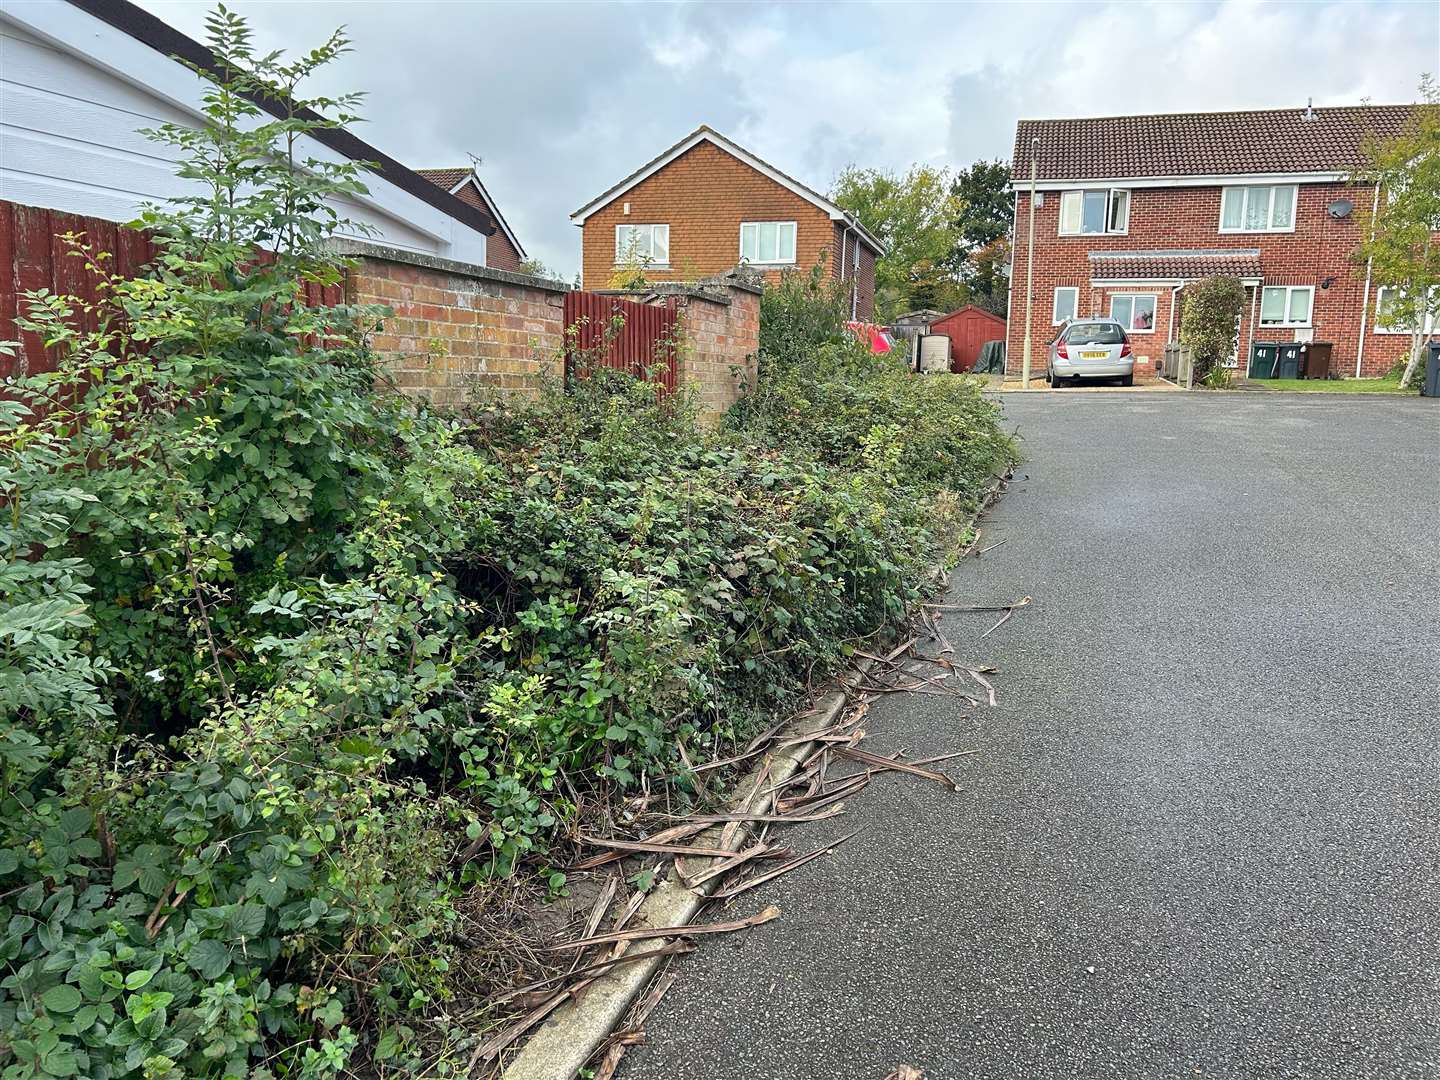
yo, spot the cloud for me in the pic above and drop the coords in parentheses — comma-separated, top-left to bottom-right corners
(136, 0, 1437, 278)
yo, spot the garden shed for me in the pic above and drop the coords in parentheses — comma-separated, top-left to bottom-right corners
(930, 305, 1007, 373)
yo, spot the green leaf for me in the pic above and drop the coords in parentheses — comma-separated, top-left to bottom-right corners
(124, 969, 154, 990)
(42, 984, 82, 1013)
(186, 939, 231, 980)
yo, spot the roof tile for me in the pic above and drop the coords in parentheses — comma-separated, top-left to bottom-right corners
(1013, 105, 1413, 181)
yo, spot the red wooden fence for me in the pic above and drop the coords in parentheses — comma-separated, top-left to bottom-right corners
(0, 199, 345, 381)
(1, 201, 157, 378)
(562, 291, 679, 393)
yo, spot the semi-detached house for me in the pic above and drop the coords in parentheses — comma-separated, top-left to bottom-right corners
(1006, 104, 1419, 379)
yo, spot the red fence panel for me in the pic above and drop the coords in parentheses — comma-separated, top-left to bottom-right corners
(562, 290, 678, 394)
(0, 200, 157, 379)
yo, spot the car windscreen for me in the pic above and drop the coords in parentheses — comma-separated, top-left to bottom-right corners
(1063, 323, 1125, 345)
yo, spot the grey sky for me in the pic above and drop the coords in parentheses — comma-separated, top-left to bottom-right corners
(137, 0, 1438, 278)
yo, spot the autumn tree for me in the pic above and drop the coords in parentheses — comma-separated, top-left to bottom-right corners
(1354, 77, 1440, 388)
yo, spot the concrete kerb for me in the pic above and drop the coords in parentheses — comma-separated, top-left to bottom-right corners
(497, 477, 1008, 1080)
(497, 660, 874, 1080)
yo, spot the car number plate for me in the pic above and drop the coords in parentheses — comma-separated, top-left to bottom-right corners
(1081, 350, 1108, 359)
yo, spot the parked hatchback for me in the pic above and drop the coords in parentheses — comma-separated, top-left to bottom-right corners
(1047, 319, 1134, 386)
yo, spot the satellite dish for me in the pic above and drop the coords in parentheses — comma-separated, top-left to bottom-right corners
(1328, 198, 1354, 219)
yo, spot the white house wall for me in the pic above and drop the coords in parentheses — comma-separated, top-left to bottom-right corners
(0, 6, 484, 263)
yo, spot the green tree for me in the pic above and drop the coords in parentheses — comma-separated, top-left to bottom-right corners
(831, 164, 965, 319)
(1354, 77, 1440, 389)
(952, 160, 1014, 315)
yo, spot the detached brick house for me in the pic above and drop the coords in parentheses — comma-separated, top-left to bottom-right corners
(571, 126, 885, 319)
(1006, 104, 1420, 379)
(417, 168, 527, 273)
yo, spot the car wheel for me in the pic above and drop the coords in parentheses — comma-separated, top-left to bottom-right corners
(1046, 368, 1055, 386)
(1120, 373, 1134, 387)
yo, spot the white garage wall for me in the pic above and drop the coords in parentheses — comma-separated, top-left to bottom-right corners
(0, 4, 484, 263)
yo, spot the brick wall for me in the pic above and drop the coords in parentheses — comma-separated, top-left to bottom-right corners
(336, 240, 568, 408)
(831, 222, 878, 320)
(1006, 182, 1421, 379)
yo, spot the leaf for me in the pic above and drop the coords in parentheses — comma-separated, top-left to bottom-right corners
(124, 969, 154, 990)
(42, 984, 82, 1013)
(228, 903, 267, 938)
(186, 939, 231, 980)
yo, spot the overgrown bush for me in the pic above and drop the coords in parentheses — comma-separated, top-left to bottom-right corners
(1179, 276, 1246, 386)
(1, 11, 1016, 1077)
(732, 264, 1016, 500)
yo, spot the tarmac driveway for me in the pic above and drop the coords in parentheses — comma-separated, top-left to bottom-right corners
(620, 393, 1440, 1080)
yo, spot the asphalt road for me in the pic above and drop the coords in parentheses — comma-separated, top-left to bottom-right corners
(620, 392, 1440, 1080)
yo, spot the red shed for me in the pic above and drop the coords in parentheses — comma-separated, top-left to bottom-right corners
(929, 305, 1007, 373)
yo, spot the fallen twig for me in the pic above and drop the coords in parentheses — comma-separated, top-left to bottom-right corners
(495, 941, 695, 1005)
(547, 904, 782, 952)
(963, 666, 998, 707)
(576, 835, 737, 859)
(711, 830, 860, 901)
(976, 537, 1008, 556)
(925, 596, 1031, 613)
(979, 596, 1031, 640)
(835, 746, 960, 792)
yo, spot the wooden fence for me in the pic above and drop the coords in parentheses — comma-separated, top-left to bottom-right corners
(562, 291, 679, 394)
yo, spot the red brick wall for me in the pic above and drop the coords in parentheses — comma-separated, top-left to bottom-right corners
(344, 244, 567, 408)
(581, 142, 836, 291)
(830, 222, 878, 321)
(449, 181, 524, 273)
(672, 285, 761, 421)
(1005, 182, 1417, 379)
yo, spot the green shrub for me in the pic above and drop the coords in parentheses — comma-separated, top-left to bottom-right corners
(1179, 276, 1246, 384)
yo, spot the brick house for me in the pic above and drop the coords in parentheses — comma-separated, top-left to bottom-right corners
(571, 126, 885, 319)
(1005, 104, 1421, 380)
(417, 168, 527, 273)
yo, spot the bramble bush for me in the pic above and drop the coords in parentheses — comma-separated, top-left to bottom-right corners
(1, 9, 1015, 1076)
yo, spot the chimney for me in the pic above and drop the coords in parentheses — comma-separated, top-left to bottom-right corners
(1302, 97, 1317, 121)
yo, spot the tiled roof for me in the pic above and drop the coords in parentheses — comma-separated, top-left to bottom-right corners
(1013, 105, 1414, 181)
(1089, 249, 1262, 281)
(416, 168, 471, 191)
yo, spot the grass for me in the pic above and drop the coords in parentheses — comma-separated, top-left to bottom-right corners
(1251, 373, 1416, 394)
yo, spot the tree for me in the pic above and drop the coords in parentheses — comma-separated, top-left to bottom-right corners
(1179, 276, 1246, 386)
(1354, 77, 1440, 389)
(831, 164, 965, 319)
(952, 160, 1014, 315)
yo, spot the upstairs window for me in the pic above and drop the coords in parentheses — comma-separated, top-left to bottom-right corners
(740, 221, 797, 265)
(615, 223, 669, 265)
(1059, 189, 1129, 235)
(1220, 185, 1297, 232)
(1259, 284, 1313, 326)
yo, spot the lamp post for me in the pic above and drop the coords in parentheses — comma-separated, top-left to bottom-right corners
(1021, 135, 1039, 388)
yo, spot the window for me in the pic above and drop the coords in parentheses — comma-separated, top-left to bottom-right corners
(1052, 286, 1079, 324)
(1110, 293, 1157, 332)
(1063, 322, 1125, 345)
(739, 221, 797, 265)
(615, 223, 669, 265)
(1220, 185, 1297, 232)
(1259, 285, 1313, 327)
(1059, 189, 1129, 235)
(1374, 286, 1438, 334)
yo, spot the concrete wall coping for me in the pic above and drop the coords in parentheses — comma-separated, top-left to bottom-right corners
(325, 238, 571, 293)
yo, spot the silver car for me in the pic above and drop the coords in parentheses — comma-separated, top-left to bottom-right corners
(1047, 318, 1135, 387)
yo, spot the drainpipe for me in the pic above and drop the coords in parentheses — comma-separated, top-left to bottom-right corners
(1167, 283, 1184, 343)
(1021, 137, 1039, 387)
(1245, 282, 1260, 376)
(1355, 182, 1381, 377)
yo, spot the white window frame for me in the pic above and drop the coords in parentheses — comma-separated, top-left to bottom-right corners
(614, 223, 670, 266)
(1259, 284, 1314, 328)
(1052, 286, 1079, 325)
(1373, 285, 1439, 334)
(739, 221, 798, 266)
(1058, 188, 1130, 236)
(1109, 292, 1157, 334)
(1219, 185, 1298, 233)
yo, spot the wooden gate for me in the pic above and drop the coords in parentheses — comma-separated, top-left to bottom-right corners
(562, 291, 679, 394)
